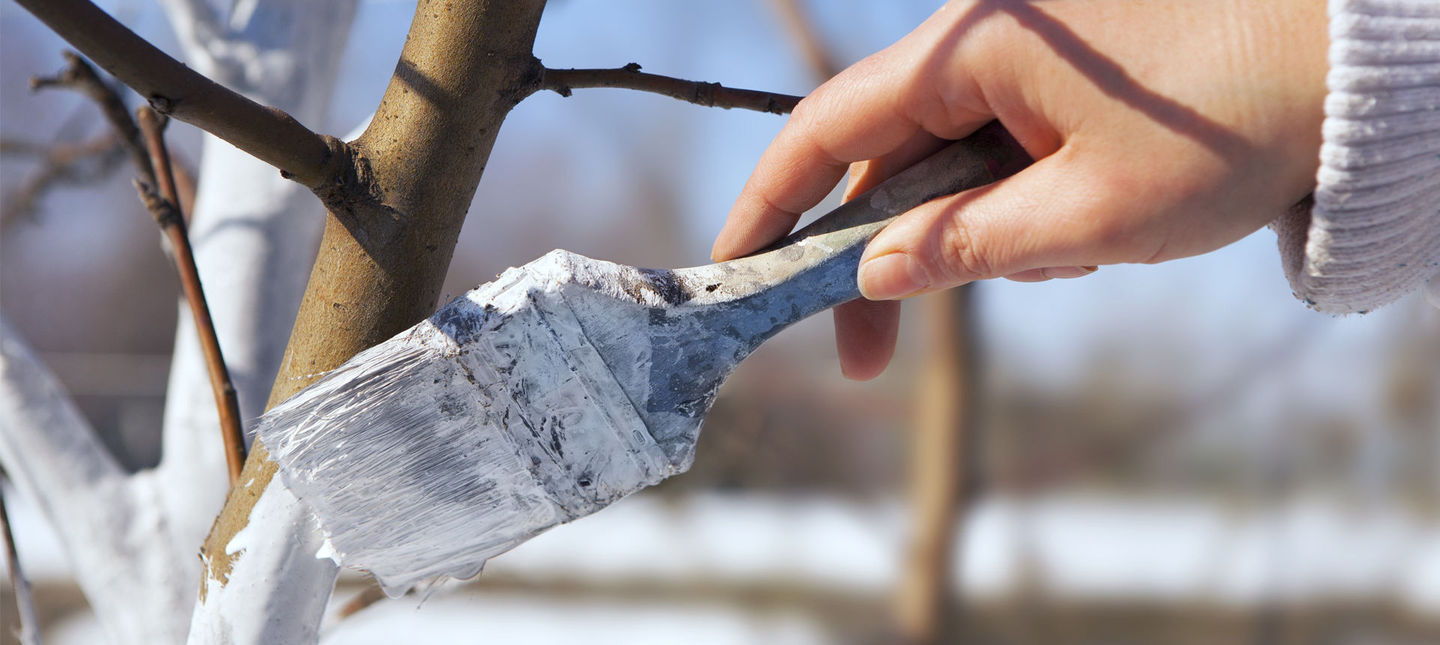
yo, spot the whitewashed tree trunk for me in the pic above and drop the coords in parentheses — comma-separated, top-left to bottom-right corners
(0, 1, 355, 643)
(0, 318, 188, 645)
(155, 0, 356, 557)
(166, 4, 360, 641)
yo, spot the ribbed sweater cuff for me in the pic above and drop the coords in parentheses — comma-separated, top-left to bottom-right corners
(1275, 0, 1440, 313)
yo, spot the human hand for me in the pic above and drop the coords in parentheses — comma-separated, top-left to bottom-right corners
(711, 0, 1328, 379)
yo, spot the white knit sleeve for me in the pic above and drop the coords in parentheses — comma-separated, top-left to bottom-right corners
(1274, 0, 1440, 313)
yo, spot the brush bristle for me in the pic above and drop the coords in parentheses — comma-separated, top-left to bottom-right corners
(258, 253, 676, 597)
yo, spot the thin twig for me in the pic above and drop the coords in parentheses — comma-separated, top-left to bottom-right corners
(1, 134, 124, 231)
(769, 0, 844, 80)
(334, 584, 388, 620)
(15, 0, 336, 188)
(539, 63, 802, 114)
(169, 148, 198, 217)
(30, 51, 154, 187)
(13, 53, 200, 229)
(134, 107, 246, 485)
(0, 138, 58, 157)
(0, 474, 44, 645)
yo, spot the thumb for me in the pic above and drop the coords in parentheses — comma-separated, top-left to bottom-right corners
(857, 146, 1160, 299)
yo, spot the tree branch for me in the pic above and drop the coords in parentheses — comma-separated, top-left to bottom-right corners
(333, 584, 389, 620)
(0, 476, 42, 645)
(894, 290, 976, 645)
(11, 51, 196, 232)
(0, 134, 124, 231)
(14, 0, 338, 189)
(0, 319, 192, 643)
(134, 107, 247, 486)
(30, 51, 154, 187)
(0, 317, 126, 512)
(539, 63, 802, 114)
(769, 0, 844, 80)
(195, 2, 550, 638)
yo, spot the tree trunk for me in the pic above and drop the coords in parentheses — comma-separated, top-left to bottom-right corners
(1, 2, 357, 642)
(190, 2, 550, 642)
(156, 0, 357, 582)
(894, 286, 978, 644)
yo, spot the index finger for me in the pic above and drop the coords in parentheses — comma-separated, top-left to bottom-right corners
(711, 14, 993, 261)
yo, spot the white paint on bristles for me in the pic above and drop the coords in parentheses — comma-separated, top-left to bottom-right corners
(260, 251, 680, 597)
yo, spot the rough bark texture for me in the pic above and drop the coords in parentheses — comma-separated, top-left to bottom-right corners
(193, 2, 550, 641)
(275, 3, 547, 401)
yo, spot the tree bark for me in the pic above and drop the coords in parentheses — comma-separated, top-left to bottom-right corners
(0, 318, 185, 644)
(4, 2, 359, 642)
(192, 2, 550, 642)
(156, 0, 356, 558)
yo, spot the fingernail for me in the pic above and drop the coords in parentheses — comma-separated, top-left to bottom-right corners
(1041, 265, 1098, 279)
(858, 253, 930, 300)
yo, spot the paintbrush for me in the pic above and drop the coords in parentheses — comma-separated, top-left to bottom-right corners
(256, 122, 1028, 596)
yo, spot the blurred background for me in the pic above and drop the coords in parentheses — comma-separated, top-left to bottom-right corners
(2, 1, 1438, 643)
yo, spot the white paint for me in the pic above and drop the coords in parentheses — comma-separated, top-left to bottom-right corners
(1, 2, 358, 643)
(156, 0, 357, 549)
(188, 476, 338, 645)
(153, 2, 358, 643)
(315, 538, 341, 565)
(0, 318, 191, 644)
(261, 251, 675, 596)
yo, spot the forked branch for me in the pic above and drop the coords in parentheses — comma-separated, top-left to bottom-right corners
(11, 53, 197, 227)
(31, 51, 154, 187)
(134, 107, 247, 485)
(539, 63, 802, 114)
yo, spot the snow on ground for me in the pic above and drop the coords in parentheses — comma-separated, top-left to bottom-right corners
(6, 487, 1438, 644)
(321, 591, 830, 645)
(482, 492, 1440, 614)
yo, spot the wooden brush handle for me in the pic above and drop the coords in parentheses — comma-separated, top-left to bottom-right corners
(682, 122, 1030, 341)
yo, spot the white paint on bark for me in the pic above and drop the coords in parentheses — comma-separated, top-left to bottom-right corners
(0, 318, 191, 644)
(1, 2, 358, 643)
(171, 2, 358, 643)
(157, 0, 356, 550)
(187, 477, 337, 645)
